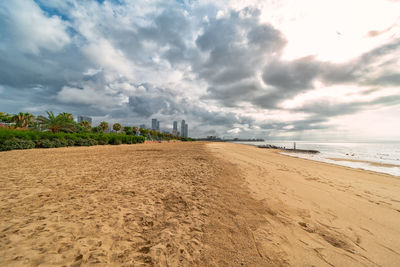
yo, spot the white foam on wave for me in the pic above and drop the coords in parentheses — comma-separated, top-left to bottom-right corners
(280, 152, 400, 177)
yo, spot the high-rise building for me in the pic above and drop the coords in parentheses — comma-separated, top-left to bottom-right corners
(77, 115, 92, 124)
(139, 124, 146, 129)
(151, 119, 160, 131)
(172, 121, 178, 135)
(181, 120, 185, 137)
(152, 119, 157, 130)
(181, 120, 189, 138)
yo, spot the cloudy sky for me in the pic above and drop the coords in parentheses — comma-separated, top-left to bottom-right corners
(1, 0, 399, 140)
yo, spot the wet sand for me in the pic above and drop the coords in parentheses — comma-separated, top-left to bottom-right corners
(1, 142, 400, 266)
(328, 157, 400, 168)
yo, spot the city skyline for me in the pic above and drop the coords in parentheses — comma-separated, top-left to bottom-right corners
(74, 115, 189, 137)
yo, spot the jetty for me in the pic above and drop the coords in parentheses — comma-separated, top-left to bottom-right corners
(258, 144, 319, 154)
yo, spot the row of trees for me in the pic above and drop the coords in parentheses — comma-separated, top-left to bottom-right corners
(0, 111, 190, 141)
(0, 111, 111, 133)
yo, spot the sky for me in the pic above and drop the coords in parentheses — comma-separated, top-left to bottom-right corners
(0, 0, 399, 140)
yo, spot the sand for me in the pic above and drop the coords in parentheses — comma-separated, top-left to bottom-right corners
(1, 142, 400, 266)
(208, 143, 400, 266)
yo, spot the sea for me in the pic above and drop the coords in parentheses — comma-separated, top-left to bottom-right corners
(234, 141, 400, 177)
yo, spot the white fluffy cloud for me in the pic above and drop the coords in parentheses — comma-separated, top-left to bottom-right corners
(0, 0, 70, 54)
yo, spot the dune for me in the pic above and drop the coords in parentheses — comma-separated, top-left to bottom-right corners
(0, 142, 399, 266)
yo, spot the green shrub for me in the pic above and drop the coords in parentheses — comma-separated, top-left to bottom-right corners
(75, 138, 97, 146)
(65, 138, 75, 146)
(123, 126, 133, 135)
(97, 136, 108, 145)
(92, 126, 103, 133)
(0, 128, 145, 151)
(0, 138, 35, 151)
(109, 137, 122, 145)
(19, 139, 35, 149)
(1, 138, 19, 150)
(89, 138, 98, 146)
(53, 138, 68, 147)
(35, 139, 55, 148)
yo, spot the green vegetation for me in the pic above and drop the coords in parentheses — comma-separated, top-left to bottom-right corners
(0, 110, 193, 151)
(79, 120, 91, 129)
(36, 111, 77, 133)
(0, 112, 13, 123)
(100, 121, 109, 132)
(12, 112, 35, 128)
(123, 126, 133, 135)
(113, 123, 122, 132)
(0, 128, 145, 151)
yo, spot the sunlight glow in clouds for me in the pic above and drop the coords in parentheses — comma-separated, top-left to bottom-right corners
(257, 0, 400, 61)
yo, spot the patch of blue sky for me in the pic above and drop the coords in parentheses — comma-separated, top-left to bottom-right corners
(96, 0, 124, 5)
(33, 0, 71, 21)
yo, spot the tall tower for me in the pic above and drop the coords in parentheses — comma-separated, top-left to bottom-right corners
(185, 124, 188, 138)
(173, 121, 178, 135)
(152, 118, 157, 130)
(181, 120, 185, 137)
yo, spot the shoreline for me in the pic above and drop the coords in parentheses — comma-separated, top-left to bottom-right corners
(234, 142, 400, 177)
(328, 157, 400, 168)
(278, 150, 400, 178)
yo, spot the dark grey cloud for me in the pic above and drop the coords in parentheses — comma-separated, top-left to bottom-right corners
(194, 8, 286, 107)
(204, 80, 260, 107)
(367, 73, 400, 86)
(254, 39, 400, 109)
(128, 85, 183, 117)
(255, 57, 355, 108)
(259, 118, 328, 137)
(255, 93, 400, 136)
(262, 57, 319, 91)
(286, 94, 400, 132)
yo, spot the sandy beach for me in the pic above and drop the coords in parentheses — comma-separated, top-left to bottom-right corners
(1, 142, 400, 266)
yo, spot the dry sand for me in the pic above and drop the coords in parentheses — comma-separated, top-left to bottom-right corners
(0, 142, 400, 266)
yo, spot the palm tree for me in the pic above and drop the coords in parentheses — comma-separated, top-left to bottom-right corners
(12, 112, 34, 128)
(25, 113, 35, 127)
(0, 112, 13, 123)
(12, 112, 26, 127)
(132, 126, 138, 135)
(113, 123, 121, 132)
(59, 112, 74, 120)
(36, 111, 77, 133)
(123, 126, 132, 134)
(80, 120, 91, 129)
(100, 121, 109, 132)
